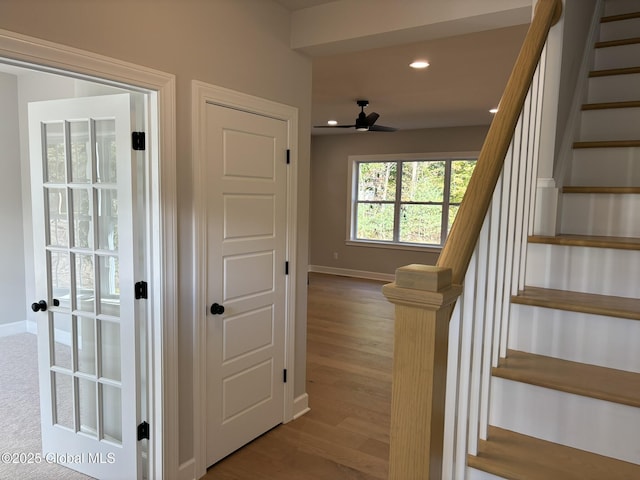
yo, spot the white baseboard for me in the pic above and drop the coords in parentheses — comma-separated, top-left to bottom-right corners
(308, 265, 395, 282)
(0, 321, 28, 337)
(26, 320, 37, 335)
(177, 458, 196, 480)
(293, 393, 310, 420)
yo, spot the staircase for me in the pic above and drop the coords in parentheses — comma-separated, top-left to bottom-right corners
(467, 1, 640, 478)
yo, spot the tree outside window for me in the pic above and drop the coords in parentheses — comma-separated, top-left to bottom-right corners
(349, 154, 477, 248)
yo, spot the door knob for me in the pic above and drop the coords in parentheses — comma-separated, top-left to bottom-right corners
(31, 300, 48, 312)
(210, 303, 225, 315)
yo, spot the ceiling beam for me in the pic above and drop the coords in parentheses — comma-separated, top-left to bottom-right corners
(291, 0, 534, 56)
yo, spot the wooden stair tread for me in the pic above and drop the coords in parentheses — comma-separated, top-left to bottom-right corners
(513, 286, 640, 321)
(601, 11, 640, 23)
(493, 350, 640, 408)
(469, 426, 640, 480)
(528, 234, 640, 250)
(563, 186, 640, 194)
(573, 140, 640, 148)
(582, 100, 640, 110)
(590, 66, 640, 77)
(595, 36, 640, 48)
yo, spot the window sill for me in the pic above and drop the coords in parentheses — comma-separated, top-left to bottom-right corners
(346, 239, 443, 254)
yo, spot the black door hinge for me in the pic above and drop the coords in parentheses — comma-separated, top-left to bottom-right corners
(283, 369, 287, 383)
(132, 132, 146, 151)
(137, 421, 150, 441)
(285, 261, 289, 275)
(135, 281, 148, 299)
(286, 149, 290, 164)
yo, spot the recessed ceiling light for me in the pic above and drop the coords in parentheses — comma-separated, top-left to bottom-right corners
(327, 120, 338, 125)
(410, 60, 430, 69)
(489, 108, 499, 114)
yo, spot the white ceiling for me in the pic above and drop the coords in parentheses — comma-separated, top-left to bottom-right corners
(311, 23, 529, 133)
(276, 0, 532, 135)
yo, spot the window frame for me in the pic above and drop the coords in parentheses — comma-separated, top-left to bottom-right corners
(346, 152, 479, 251)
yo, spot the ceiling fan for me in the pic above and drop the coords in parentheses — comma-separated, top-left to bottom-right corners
(315, 99, 397, 132)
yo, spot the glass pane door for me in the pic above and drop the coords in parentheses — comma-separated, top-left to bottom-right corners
(29, 94, 141, 479)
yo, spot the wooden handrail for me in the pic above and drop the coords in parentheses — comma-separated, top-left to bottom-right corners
(437, 0, 562, 285)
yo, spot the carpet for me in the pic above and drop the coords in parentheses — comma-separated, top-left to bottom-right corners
(0, 333, 92, 480)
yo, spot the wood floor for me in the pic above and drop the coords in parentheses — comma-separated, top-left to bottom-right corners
(202, 273, 394, 480)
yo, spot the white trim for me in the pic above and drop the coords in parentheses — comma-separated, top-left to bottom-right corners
(533, 177, 558, 236)
(345, 239, 443, 253)
(0, 321, 28, 337)
(293, 393, 310, 420)
(177, 459, 196, 480)
(308, 265, 396, 283)
(191, 80, 299, 477)
(0, 28, 177, 480)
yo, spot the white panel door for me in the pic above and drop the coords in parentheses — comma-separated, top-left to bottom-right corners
(28, 94, 143, 479)
(205, 102, 288, 466)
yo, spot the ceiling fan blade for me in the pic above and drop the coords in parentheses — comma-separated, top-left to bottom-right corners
(368, 124, 397, 132)
(366, 112, 380, 126)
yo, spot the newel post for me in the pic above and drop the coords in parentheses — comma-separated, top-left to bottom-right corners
(382, 264, 462, 480)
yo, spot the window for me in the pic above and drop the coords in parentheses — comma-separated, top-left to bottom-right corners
(348, 153, 477, 249)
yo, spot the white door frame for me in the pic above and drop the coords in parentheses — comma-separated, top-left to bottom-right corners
(191, 80, 298, 478)
(0, 28, 178, 479)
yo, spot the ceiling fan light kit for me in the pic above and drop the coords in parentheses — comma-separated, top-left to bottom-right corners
(314, 99, 397, 132)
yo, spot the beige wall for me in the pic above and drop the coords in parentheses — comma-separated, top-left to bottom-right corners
(0, 0, 312, 468)
(0, 73, 26, 327)
(310, 126, 489, 275)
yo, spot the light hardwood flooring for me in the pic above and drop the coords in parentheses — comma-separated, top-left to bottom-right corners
(202, 273, 394, 479)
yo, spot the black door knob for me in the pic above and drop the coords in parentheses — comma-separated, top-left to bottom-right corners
(31, 300, 48, 312)
(210, 303, 225, 315)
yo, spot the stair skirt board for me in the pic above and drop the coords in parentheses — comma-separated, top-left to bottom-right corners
(600, 16, 640, 42)
(508, 304, 640, 373)
(588, 71, 640, 103)
(604, 0, 640, 17)
(579, 106, 640, 141)
(525, 243, 640, 298)
(560, 193, 640, 237)
(489, 378, 640, 464)
(594, 42, 640, 70)
(569, 146, 640, 186)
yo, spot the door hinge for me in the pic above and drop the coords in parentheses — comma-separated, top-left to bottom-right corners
(137, 421, 150, 441)
(135, 281, 148, 299)
(285, 261, 289, 275)
(132, 131, 146, 151)
(286, 149, 291, 164)
(283, 369, 287, 383)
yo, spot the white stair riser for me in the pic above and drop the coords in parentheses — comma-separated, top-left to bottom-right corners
(467, 467, 506, 480)
(604, 0, 640, 16)
(490, 378, 640, 464)
(594, 43, 640, 70)
(570, 147, 640, 186)
(526, 243, 640, 298)
(580, 107, 640, 141)
(587, 72, 640, 103)
(561, 193, 640, 237)
(600, 17, 640, 42)
(509, 303, 640, 373)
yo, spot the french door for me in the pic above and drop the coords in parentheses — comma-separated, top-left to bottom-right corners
(28, 94, 144, 479)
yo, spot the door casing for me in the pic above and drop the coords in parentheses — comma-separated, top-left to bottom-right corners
(191, 80, 299, 478)
(0, 28, 177, 480)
